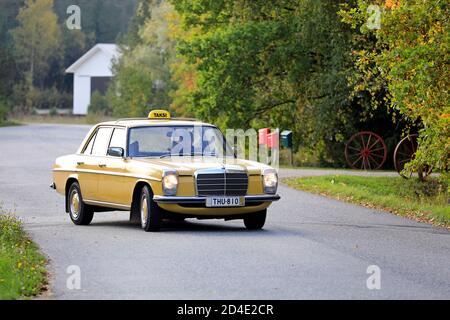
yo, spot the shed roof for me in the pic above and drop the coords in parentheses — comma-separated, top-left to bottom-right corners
(66, 43, 121, 74)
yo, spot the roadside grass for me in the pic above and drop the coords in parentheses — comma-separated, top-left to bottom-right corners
(0, 121, 21, 127)
(0, 209, 47, 299)
(9, 114, 114, 125)
(284, 175, 450, 229)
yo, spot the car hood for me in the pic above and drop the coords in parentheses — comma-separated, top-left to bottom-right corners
(131, 156, 271, 176)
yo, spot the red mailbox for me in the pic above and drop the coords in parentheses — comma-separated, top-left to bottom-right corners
(267, 132, 279, 149)
(258, 128, 270, 145)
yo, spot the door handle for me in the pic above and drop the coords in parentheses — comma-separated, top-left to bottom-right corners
(77, 162, 84, 166)
(98, 164, 107, 168)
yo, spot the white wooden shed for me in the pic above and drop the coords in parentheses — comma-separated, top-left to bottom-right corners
(66, 44, 121, 115)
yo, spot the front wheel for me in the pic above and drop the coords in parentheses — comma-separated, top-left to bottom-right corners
(243, 210, 267, 230)
(140, 185, 162, 232)
(68, 182, 94, 225)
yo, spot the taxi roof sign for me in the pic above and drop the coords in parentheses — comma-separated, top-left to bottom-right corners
(148, 110, 171, 119)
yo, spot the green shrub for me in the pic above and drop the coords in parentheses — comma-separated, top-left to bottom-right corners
(280, 147, 322, 167)
(88, 91, 111, 116)
(0, 99, 9, 123)
(11, 86, 72, 114)
(49, 107, 58, 116)
(85, 111, 104, 125)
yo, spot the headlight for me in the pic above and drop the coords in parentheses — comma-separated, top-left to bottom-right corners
(263, 169, 278, 194)
(162, 170, 178, 196)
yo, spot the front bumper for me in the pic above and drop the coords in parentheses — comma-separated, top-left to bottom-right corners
(153, 194, 280, 204)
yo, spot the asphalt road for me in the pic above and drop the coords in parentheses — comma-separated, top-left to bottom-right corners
(0, 124, 449, 299)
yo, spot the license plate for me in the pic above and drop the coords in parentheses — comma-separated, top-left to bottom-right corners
(206, 196, 245, 207)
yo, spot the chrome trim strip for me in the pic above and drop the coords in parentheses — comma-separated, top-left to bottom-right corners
(52, 168, 161, 181)
(83, 199, 131, 210)
(224, 168, 226, 196)
(153, 194, 280, 204)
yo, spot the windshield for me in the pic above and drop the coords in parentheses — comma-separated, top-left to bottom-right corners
(128, 125, 235, 158)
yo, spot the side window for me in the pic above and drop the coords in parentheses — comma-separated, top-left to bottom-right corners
(83, 131, 97, 155)
(91, 127, 112, 156)
(109, 128, 126, 151)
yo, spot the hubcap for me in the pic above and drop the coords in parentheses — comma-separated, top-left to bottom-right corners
(70, 190, 80, 219)
(141, 194, 148, 228)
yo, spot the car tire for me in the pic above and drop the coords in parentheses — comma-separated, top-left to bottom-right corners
(243, 210, 267, 230)
(129, 201, 141, 225)
(68, 182, 94, 226)
(140, 185, 162, 232)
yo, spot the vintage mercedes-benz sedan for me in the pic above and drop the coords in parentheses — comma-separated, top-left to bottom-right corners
(52, 110, 280, 232)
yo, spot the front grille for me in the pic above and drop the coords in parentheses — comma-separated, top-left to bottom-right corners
(196, 171, 248, 196)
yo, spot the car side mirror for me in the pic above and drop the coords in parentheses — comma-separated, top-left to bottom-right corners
(108, 147, 124, 157)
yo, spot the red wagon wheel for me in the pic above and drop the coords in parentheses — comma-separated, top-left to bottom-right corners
(345, 131, 387, 170)
(393, 134, 432, 179)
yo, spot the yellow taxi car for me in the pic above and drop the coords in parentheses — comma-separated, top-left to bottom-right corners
(52, 110, 280, 232)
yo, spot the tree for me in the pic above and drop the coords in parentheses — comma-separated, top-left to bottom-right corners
(53, 0, 139, 99)
(108, 46, 171, 117)
(340, 0, 449, 176)
(125, 0, 154, 47)
(0, 0, 138, 114)
(108, 0, 177, 118)
(0, 0, 24, 113)
(53, 0, 139, 43)
(170, 0, 386, 166)
(10, 0, 62, 111)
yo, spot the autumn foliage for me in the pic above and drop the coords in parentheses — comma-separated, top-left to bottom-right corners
(340, 0, 449, 176)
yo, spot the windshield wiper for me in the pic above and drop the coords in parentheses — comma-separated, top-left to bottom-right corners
(159, 152, 205, 159)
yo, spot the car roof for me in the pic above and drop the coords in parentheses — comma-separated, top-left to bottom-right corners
(97, 118, 215, 128)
